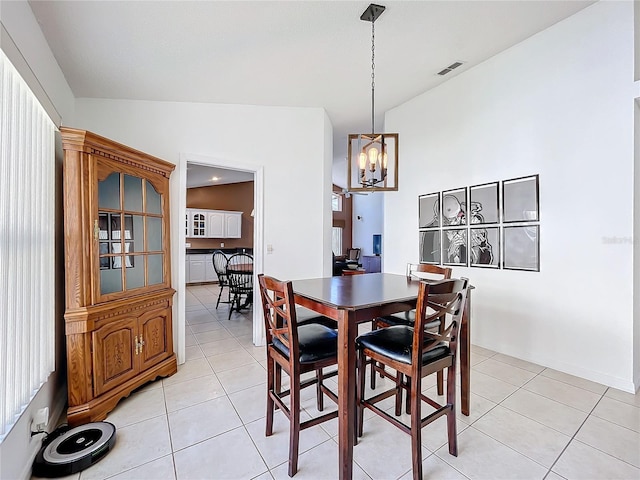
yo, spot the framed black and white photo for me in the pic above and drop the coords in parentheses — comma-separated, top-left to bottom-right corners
(469, 182, 499, 225)
(442, 228, 467, 266)
(470, 227, 500, 268)
(418, 192, 440, 228)
(419, 230, 441, 264)
(502, 175, 539, 223)
(503, 225, 539, 271)
(441, 188, 467, 226)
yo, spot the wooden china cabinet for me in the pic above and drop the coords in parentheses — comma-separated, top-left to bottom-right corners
(61, 128, 177, 426)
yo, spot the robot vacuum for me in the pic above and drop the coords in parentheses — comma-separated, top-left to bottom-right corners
(32, 422, 116, 477)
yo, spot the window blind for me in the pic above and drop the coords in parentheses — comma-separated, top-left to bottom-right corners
(0, 50, 55, 441)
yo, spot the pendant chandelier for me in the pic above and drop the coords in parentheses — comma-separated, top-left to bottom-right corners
(347, 3, 398, 193)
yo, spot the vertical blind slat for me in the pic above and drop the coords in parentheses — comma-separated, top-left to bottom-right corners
(0, 51, 55, 440)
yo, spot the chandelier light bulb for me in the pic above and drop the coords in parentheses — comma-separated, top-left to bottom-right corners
(368, 147, 378, 171)
(380, 151, 387, 168)
(359, 152, 367, 170)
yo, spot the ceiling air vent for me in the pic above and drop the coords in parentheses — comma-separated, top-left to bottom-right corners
(437, 61, 464, 76)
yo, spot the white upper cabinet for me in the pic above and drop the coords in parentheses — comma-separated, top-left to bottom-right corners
(207, 212, 225, 237)
(224, 212, 242, 238)
(186, 209, 242, 238)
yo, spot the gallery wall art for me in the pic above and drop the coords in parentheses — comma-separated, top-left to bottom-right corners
(417, 174, 539, 271)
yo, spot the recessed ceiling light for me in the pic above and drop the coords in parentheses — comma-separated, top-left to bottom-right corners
(211, 176, 220, 181)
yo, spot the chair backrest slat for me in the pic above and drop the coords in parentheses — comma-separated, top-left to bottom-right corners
(406, 263, 452, 281)
(258, 274, 299, 359)
(412, 278, 469, 375)
(212, 250, 229, 276)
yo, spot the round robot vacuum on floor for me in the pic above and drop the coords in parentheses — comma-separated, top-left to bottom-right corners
(32, 422, 116, 478)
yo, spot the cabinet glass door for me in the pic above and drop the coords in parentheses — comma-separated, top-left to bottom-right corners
(97, 169, 167, 298)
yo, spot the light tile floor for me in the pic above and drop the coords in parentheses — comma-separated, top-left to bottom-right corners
(35, 284, 640, 480)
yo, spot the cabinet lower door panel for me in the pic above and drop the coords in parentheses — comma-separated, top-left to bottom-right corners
(93, 318, 138, 397)
(139, 308, 171, 371)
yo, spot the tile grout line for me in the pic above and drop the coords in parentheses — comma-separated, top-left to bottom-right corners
(543, 386, 611, 478)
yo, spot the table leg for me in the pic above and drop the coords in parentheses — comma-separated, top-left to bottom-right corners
(460, 290, 471, 416)
(337, 310, 356, 480)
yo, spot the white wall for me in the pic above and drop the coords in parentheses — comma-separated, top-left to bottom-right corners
(385, 1, 636, 392)
(0, 1, 75, 478)
(74, 99, 331, 280)
(634, 97, 640, 390)
(75, 98, 333, 351)
(352, 193, 384, 257)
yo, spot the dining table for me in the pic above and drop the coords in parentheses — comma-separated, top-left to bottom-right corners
(292, 273, 472, 480)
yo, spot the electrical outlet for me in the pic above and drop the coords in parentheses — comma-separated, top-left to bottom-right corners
(220, 242, 224, 247)
(31, 407, 49, 434)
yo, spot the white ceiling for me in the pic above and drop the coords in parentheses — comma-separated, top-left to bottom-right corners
(186, 164, 254, 188)
(29, 0, 594, 182)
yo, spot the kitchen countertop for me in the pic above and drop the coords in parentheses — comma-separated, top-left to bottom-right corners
(186, 248, 253, 255)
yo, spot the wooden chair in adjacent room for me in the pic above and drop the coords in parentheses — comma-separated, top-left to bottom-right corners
(369, 263, 452, 392)
(257, 274, 339, 477)
(355, 278, 469, 480)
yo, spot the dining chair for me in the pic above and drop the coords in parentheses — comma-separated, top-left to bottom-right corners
(355, 278, 469, 480)
(226, 253, 254, 320)
(369, 263, 452, 391)
(258, 274, 339, 477)
(345, 247, 361, 266)
(212, 250, 230, 308)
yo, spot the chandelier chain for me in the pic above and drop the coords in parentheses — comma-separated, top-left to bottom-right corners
(371, 21, 376, 133)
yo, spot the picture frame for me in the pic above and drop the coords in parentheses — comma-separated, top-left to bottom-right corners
(503, 225, 539, 271)
(441, 228, 468, 266)
(469, 182, 499, 225)
(418, 192, 440, 228)
(441, 187, 467, 226)
(99, 242, 110, 270)
(502, 175, 539, 223)
(469, 227, 500, 268)
(419, 230, 441, 264)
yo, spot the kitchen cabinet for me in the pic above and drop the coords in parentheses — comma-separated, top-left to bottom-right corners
(61, 128, 176, 426)
(187, 209, 207, 237)
(186, 253, 217, 283)
(186, 209, 242, 238)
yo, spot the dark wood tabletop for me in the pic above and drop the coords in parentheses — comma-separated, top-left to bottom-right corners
(292, 272, 472, 480)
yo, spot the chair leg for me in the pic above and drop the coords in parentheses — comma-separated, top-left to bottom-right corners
(437, 319, 445, 395)
(436, 370, 444, 396)
(266, 356, 275, 437)
(228, 293, 235, 320)
(356, 348, 366, 439)
(288, 372, 301, 477)
(369, 321, 377, 390)
(405, 375, 411, 415)
(410, 374, 423, 480)
(216, 284, 224, 308)
(274, 364, 282, 411)
(446, 365, 458, 457)
(316, 368, 324, 412)
(394, 370, 403, 417)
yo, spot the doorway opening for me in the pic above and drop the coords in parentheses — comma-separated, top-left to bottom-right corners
(171, 153, 264, 365)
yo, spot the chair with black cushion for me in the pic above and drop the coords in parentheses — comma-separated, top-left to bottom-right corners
(258, 274, 339, 477)
(356, 278, 469, 480)
(227, 253, 254, 320)
(370, 263, 452, 391)
(212, 250, 230, 308)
